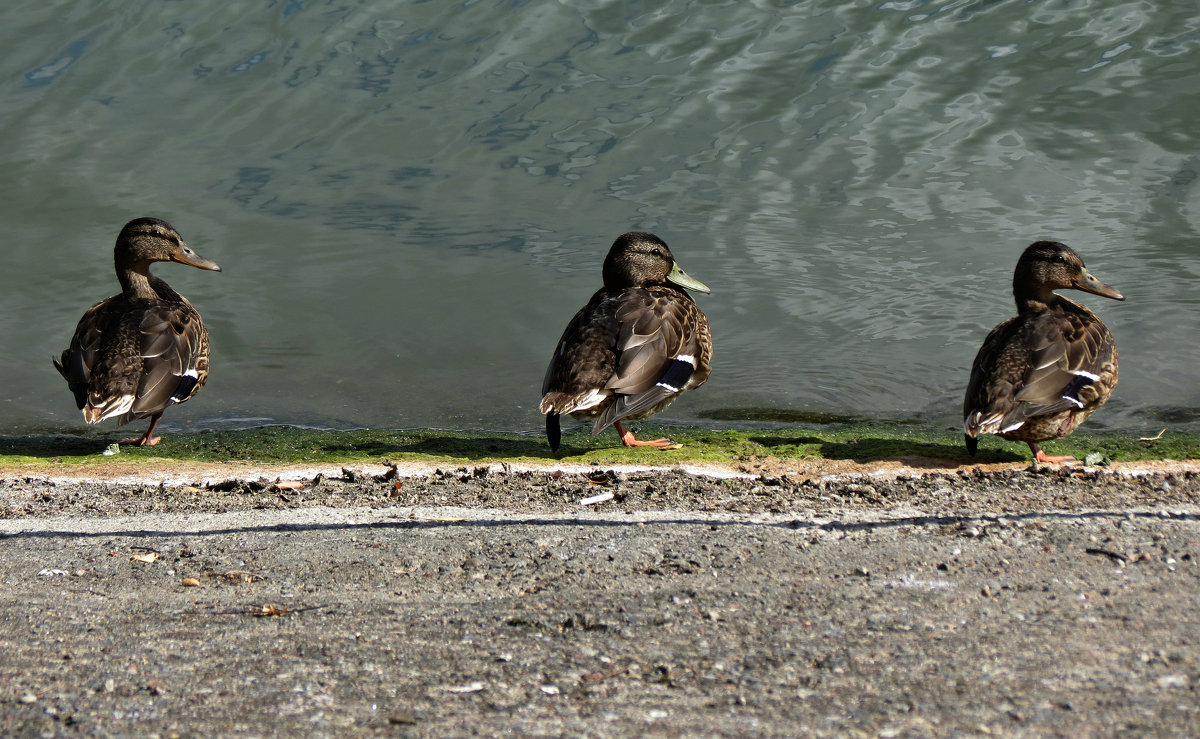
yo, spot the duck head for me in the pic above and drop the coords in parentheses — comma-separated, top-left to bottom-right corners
(1013, 240, 1123, 309)
(115, 217, 221, 275)
(601, 231, 709, 294)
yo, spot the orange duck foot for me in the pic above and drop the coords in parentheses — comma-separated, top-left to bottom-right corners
(615, 421, 682, 449)
(1031, 445, 1075, 464)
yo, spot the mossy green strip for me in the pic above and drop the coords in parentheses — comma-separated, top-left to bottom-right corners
(1, 423, 1197, 468)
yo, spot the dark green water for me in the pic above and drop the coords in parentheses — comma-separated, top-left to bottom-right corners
(3, 0, 1198, 435)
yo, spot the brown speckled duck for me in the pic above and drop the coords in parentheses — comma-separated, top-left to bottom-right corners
(540, 232, 712, 452)
(963, 240, 1124, 463)
(54, 217, 221, 446)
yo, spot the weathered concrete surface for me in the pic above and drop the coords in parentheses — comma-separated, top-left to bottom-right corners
(1, 462, 1199, 736)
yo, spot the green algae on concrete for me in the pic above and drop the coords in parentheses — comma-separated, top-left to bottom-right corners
(1, 423, 1197, 469)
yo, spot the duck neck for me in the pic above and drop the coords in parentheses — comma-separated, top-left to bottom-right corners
(1013, 286, 1058, 314)
(118, 262, 160, 300)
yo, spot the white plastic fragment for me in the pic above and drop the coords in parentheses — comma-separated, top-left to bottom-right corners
(581, 491, 614, 506)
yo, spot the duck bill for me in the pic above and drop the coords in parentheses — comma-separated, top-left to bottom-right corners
(667, 263, 710, 294)
(173, 244, 222, 272)
(1076, 268, 1123, 301)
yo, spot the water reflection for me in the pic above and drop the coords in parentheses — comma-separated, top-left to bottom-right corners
(2, 0, 1199, 435)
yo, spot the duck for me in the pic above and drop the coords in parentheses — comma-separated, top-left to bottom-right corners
(54, 217, 221, 446)
(963, 240, 1124, 463)
(540, 231, 712, 452)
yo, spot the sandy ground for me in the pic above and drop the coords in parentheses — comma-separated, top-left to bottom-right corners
(2, 458, 1199, 736)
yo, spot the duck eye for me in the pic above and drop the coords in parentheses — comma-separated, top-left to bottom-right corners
(650, 248, 663, 257)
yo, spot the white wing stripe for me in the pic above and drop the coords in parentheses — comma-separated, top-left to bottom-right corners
(572, 389, 607, 412)
(1061, 395, 1085, 408)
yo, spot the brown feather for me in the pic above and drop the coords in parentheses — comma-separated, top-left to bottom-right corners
(55, 217, 218, 444)
(540, 232, 712, 449)
(57, 290, 211, 427)
(964, 241, 1121, 459)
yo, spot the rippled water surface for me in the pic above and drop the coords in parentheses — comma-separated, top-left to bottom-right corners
(3, 0, 1199, 435)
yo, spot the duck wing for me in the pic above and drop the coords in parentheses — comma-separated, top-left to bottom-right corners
(540, 293, 621, 416)
(965, 306, 1113, 435)
(54, 297, 111, 410)
(593, 286, 709, 433)
(127, 301, 210, 419)
(56, 296, 209, 426)
(1011, 308, 1113, 418)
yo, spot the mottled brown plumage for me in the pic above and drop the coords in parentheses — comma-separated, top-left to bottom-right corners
(54, 217, 221, 446)
(964, 240, 1124, 462)
(540, 232, 712, 452)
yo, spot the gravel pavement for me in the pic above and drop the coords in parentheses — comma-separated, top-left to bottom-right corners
(1, 462, 1199, 736)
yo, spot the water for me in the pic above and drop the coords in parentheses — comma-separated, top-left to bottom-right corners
(3, 0, 1199, 436)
